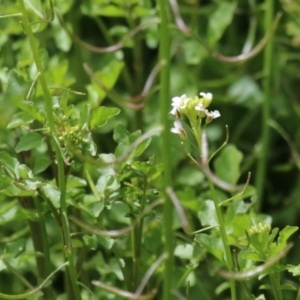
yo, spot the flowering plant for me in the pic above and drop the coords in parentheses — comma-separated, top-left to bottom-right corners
(170, 92, 220, 154)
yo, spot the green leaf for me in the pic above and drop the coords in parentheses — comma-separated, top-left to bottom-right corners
(96, 175, 120, 198)
(41, 183, 61, 208)
(24, 0, 43, 19)
(67, 175, 87, 188)
(4, 70, 29, 104)
(15, 132, 43, 153)
(287, 264, 300, 276)
(0, 152, 20, 179)
(90, 106, 121, 129)
(33, 157, 51, 174)
(98, 236, 114, 250)
(13, 207, 39, 222)
(182, 39, 207, 65)
(113, 123, 129, 143)
(7, 112, 33, 129)
(134, 136, 151, 157)
(208, 2, 237, 46)
(177, 166, 205, 186)
(255, 295, 266, 300)
(174, 244, 194, 260)
(198, 200, 218, 227)
(52, 17, 72, 52)
(195, 233, 224, 262)
(81, 3, 125, 17)
(215, 281, 230, 295)
(18, 100, 45, 123)
(214, 144, 243, 184)
(18, 164, 33, 179)
(87, 60, 124, 105)
(277, 225, 298, 245)
(227, 75, 263, 108)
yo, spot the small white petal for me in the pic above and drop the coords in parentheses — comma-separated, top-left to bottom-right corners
(174, 120, 183, 129)
(171, 120, 183, 134)
(211, 110, 221, 119)
(171, 96, 181, 107)
(171, 94, 190, 110)
(195, 103, 205, 111)
(200, 92, 213, 101)
(170, 107, 177, 115)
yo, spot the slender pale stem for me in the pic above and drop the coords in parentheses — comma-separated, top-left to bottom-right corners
(158, 0, 174, 299)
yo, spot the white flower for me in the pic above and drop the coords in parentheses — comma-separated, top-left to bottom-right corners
(194, 103, 206, 118)
(199, 92, 213, 108)
(170, 94, 190, 115)
(171, 120, 186, 139)
(199, 92, 212, 101)
(205, 110, 221, 123)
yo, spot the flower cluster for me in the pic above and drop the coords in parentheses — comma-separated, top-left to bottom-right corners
(56, 117, 96, 160)
(248, 223, 271, 236)
(170, 92, 220, 138)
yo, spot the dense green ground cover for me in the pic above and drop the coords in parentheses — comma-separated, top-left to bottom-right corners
(1, 0, 300, 299)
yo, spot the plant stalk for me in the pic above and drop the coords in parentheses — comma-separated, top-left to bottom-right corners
(208, 179, 237, 300)
(17, 2, 81, 299)
(158, 0, 174, 299)
(255, 0, 274, 212)
(269, 272, 283, 300)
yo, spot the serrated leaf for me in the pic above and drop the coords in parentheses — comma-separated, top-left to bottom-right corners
(90, 106, 120, 129)
(277, 225, 298, 245)
(287, 264, 300, 276)
(214, 144, 243, 185)
(15, 132, 43, 153)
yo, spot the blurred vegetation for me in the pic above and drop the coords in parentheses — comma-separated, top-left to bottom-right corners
(0, 0, 300, 299)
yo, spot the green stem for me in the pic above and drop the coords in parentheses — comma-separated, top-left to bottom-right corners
(254, 0, 274, 212)
(17, 2, 81, 299)
(208, 179, 237, 300)
(296, 283, 300, 300)
(25, 197, 54, 299)
(132, 177, 148, 290)
(158, 0, 174, 299)
(131, 221, 139, 291)
(269, 272, 283, 300)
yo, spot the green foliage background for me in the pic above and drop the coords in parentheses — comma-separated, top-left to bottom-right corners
(0, 0, 300, 299)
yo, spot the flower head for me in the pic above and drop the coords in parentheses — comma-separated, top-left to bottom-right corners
(205, 110, 221, 123)
(171, 120, 187, 139)
(170, 94, 191, 116)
